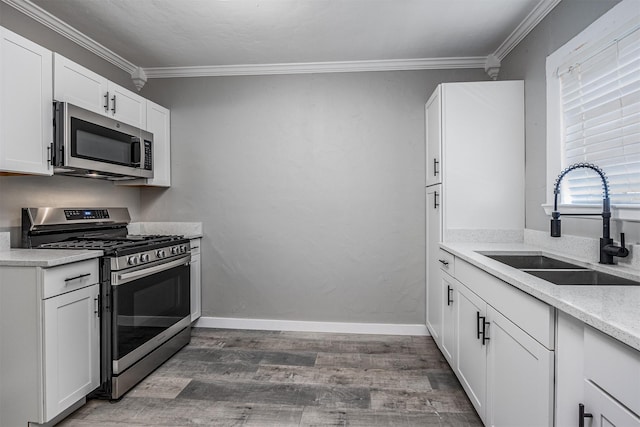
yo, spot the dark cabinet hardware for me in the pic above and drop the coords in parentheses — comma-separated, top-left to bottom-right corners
(104, 91, 109, 112)
(47, 142, 53, 167)
(438, 259, 449, 266)
(94, 295, 100, 317)
(64, 273, 91, 283)
(578, 403, 592, 427)
(111, 94, 117, 114)
(433, 158, 439, 176)
(476, 311, 482, 340)
(434, 191, 440, 209)
(447, 285, 453, 306)
(481, 318, 490, 345)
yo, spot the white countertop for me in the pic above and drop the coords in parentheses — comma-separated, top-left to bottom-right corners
(0, 249, 103, 267)
(442, 242, 640, 352)
(128, 222, 203, 239)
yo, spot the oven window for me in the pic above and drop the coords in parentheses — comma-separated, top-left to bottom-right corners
(112, 264, 190, 361)
(71, 117, 139, 166)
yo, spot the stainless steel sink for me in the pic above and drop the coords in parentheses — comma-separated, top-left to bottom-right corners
(479, 252, 640, 286)
(523, 269, 640, 286)
(483, 254, 585, 270)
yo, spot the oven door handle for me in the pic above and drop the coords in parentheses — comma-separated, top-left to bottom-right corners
(114, 255, 190, 285)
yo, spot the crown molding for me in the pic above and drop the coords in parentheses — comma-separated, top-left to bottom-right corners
(4, 0, 555, 79)
(492, 0, 562, 61)
(1, 0, 138, 74)
(143, 57, 487, 78)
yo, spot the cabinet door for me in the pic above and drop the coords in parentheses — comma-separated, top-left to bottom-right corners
(146, 101, 170, 186)
(53, 53, 109, 115)
(190, 242, 201, 322)
(441, 273, 456, 366)
(455, 283, 487, 422)
(486, 306, 554, 427)
(426, 185, 442, 342)
(43, 284, 99, 421)
(0, 28, 53, 175)
(107, 81, 146, 129)
(584, 380, 640, 427)
(425, 86, 441, 186)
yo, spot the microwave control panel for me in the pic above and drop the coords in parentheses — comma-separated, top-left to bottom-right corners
(144, 140, 152, 171)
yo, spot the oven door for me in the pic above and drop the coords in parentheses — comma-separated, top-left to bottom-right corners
(111, 255, 190, 374)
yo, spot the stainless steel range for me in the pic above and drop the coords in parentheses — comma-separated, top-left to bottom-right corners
(22, 207, 191, 400)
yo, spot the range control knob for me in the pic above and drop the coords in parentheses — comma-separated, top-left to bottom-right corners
(140, 254, 150, 263)
(156, 250, 166, 258)
(179, 245, 187, 253)
(171, 246, 179, 255)
(127, 256, 139, 266)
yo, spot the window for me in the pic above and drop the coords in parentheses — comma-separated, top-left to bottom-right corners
(546, 0, 640, 220)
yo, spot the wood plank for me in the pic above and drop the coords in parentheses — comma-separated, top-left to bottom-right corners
(177, 379, 371, 409)
(253, 365, 434, 391)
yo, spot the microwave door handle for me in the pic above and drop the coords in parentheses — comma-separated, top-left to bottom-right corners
(131, 138, 141, 166)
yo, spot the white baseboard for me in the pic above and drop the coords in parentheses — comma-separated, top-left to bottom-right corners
(194, 316, 429, 336)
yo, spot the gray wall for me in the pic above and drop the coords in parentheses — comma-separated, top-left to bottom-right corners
(140, 70, 489, 323)
(499, 0, 640, 241)
(0, 3, 142, 245)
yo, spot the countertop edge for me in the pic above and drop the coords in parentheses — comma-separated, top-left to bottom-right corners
(441, 242, 640, 352)
(0, 249, 104, 267)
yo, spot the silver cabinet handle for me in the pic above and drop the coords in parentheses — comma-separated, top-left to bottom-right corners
(115, 255, 190, 286)
(104, 91, 109, 112)
(111, 94, 117, 114)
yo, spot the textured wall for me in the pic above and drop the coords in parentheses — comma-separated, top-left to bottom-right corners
(0, 3, 142, 245)
(497, 0, 640, 240)
(140, 69, 489, 324)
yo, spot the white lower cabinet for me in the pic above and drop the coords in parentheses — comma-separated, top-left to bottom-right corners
(557, 312, 640, 427)
(43, 283, 100, 420)
(440, 272, 456, 365)
(584, 380, 640, 427)
(486, 306, 554, 427)
(0, 259, 100, 426)
(190, 238, 202, 322)
(436, 254, 554, 426)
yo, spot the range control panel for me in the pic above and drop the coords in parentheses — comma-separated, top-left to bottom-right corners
(64, 209, 110, 220)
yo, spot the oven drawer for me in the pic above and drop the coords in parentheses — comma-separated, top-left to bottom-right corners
(42, 259, 99, 299)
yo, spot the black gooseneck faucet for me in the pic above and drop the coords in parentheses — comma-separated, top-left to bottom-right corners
(551, 163, 629, 264)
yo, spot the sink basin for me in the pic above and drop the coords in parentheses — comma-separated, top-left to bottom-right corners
(523, 269, 640, 286)
(483, 254, 585, 270)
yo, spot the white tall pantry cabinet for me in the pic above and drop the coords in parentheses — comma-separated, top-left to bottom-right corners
(425, 81, 525, 423)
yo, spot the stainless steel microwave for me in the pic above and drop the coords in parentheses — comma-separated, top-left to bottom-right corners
(53, 102, 153, 180)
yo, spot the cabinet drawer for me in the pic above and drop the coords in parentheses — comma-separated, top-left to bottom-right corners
(190, 239, 201, 255)
(42, 259, 99, 299)
(437, 249, 454, 275)
(455, 259, 554, 349)
(585, 326, 640, 416)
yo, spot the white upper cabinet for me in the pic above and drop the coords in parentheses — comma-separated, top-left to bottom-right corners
(143, 100, 170, 186)
(54, 53, 109, 115)
(0, 27, 53, 175)
(54, 53, 146, 129)
(108, 81, 146, 129)
(425, 86, 442, 187)
(118, 100, 171, 187)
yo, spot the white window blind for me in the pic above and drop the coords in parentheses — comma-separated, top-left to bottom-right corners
(558, 24, 640, 206)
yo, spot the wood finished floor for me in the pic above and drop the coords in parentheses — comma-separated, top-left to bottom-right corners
(58, 328, 482, 426)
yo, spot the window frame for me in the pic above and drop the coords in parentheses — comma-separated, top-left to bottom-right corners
(544, 0, 640, 222)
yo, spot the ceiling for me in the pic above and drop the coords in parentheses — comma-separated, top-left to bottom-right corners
(6, 0, 560, 78)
